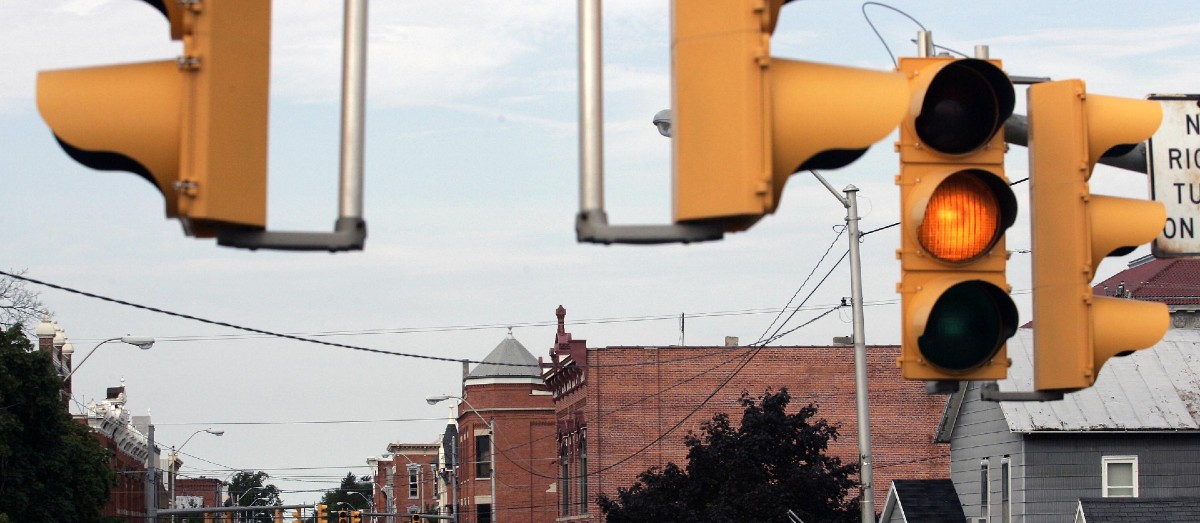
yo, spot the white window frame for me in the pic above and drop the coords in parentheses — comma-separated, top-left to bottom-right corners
(1000, 456, 1011, 523)
(1101, 455, 1138, 498)
(980, 458, 991, 522)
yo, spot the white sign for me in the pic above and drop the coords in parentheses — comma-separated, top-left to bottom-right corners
(1148, 94, 1200, 256)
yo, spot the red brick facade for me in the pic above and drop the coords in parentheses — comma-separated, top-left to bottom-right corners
(383, 443, 440, 516)
(86, 424, 153, 521)
(456, 375, 557, 522)
(542, 307, 949, 521)
(175, 477, 225, 509)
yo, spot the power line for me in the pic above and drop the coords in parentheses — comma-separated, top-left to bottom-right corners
(3, 270, 859, 370)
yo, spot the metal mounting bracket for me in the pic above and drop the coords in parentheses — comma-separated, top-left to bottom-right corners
(979, 381, 1065, 402)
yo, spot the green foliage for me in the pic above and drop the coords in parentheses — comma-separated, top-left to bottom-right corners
(0, 324, 115, 521)
(598, 388, 860, 523)
(317, 472, 373, 512)
(228, 470, 283, 522)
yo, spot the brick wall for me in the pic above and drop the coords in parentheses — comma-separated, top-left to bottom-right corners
(549, 345, 948, 522)
(457, 383, 557, 523)
(175, 477, 223, 508)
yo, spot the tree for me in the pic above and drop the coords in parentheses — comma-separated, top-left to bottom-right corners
(228, 470, 282, 522)
(0, 324, 116, 522)
(598, 388, 860, 523)
(318, 472, 373, 513)
(0, 271, 49, 331)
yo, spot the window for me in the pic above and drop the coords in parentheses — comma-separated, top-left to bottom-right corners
(476, 435, 492, 479)
(1102, 456, 1138, 497)
(579, 433, 588, 514)
(1000, 457, 1011, 523)
(478, 503, 492, 523)
(980, 458, 991, 521)
(560, 444, 570, 516)
(408, 467, 419, 499)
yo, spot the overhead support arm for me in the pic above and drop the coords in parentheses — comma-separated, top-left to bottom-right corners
(218, 0, 368, 252)
(1005, 114, 1149, 174)
(573, 0, 724, 245)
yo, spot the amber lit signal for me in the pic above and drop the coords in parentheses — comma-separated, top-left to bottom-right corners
(919, 172, 1004, 263)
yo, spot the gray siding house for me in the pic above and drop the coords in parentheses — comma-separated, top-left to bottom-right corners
(942, 327, 1200, 523)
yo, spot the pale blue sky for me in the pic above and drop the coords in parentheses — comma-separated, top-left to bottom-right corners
(2, 0, 1197, 505)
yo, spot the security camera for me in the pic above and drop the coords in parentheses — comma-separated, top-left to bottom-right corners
(652, 109, 672, 137)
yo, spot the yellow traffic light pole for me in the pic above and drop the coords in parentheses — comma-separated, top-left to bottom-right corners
(36, 0, 368, 251)
(215, 0, 369, 252)
(574, 0, 909, 245)
(573, 0, 725, 244)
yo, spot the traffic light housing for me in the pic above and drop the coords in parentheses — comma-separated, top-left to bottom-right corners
(350, 510, 362, 523)
(1028, 79, 1168, 391)
(411, 514, 421, 523)
(316, 504, 328, 522)
(36, 0, 270, 238)
(896, 56, 1019, 381)
(338, 509, 349, 523)
(670, 0, 910, 232)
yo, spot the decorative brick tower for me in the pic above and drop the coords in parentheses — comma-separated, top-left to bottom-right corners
(457, 331, 557, 523)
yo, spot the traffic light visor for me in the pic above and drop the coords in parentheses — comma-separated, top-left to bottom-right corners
(919, 280, 1017, 372)
(918, 170, 1016, 263)
(914, 59, 1014, 155)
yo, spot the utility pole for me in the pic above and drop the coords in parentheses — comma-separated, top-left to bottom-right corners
(146, 423, 157, 522)
(813, 173, 876, 523)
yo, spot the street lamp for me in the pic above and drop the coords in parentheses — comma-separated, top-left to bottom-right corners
(169, 428, 225, 516)
(427, 394, 494, 523)
(62, 335, 155, 381)
(347, 490, 373, 509)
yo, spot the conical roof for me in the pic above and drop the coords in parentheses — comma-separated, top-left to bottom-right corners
(465, 333, 543, 382)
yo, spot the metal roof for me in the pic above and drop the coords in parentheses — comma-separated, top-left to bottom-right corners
(1076, 497, 1200, 522)
(997, 327, 1200, 432)
(465, 334, 543, 381)
(1093, 257, 1200, 307)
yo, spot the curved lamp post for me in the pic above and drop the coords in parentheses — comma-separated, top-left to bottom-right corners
(346, 490, 373, 510)
(62, 336, 155, 382)
(169, 428, 225, 518)
(427, 394, 494, 523)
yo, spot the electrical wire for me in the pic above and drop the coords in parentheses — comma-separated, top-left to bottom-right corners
(758, 226, 845, 341)
(2, 269, 852, 370)
(861, 2, 927, 67)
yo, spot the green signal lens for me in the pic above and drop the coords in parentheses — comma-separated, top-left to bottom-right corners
(918, 281, 1017, 372)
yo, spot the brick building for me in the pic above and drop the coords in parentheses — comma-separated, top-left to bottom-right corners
(454, 333, 557, 523)
(541, 306, 949, 521)
(174, 476, 225, 510)
(80, 385, 161, 520)
(36, 317, 162, 521)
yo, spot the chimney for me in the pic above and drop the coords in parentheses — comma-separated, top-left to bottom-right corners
(724, 336, 739, 347)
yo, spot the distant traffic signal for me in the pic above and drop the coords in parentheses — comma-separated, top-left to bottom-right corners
(1028, 79, 1168, 391)
(36, 0, 271, 238)
(670, 0, 910, 232)
(896, 56, 1018, 381)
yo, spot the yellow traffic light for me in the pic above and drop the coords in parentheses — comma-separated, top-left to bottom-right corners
(1028, 79, 1168, 391)
(411, 514, 421, 523)
(671, 0, 910, 232)
(338, 509, 349, 523)
(350, 510, 362, 523)
(317, 504, 328, 521)
(36, 0, 270, 238)
(896, 56, 1018, 381)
